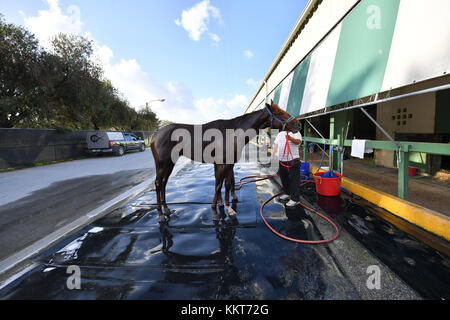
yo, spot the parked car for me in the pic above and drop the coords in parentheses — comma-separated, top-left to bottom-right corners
(85, 131, 146, 156)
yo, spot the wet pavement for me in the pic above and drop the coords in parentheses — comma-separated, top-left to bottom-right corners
(0, 168, 154, 261)
(0, 149, 156, 263)
(0, 161, 449, 299)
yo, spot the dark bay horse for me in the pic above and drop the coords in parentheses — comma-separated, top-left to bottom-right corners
(150, 100, 301, 221)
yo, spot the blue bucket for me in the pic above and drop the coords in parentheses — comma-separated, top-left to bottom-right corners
(300, 162, 310, 177)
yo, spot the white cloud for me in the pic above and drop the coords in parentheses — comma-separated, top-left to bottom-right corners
(104, 59, 167, 106)
(19, 0, 247, 124)
(208, 32, 220, 43)
(20, 0, 83, 49)
(226, 94, 249, 115)
(246, 78, 260, 88)
(94, 43, 114, 66)
(175, 0, 222, 42)
(194, 94, 248, 122)
(243, 50, 254, 59)
(100, 54, 247, 124)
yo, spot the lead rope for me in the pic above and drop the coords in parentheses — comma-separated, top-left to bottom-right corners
(279, 131, 294, 171)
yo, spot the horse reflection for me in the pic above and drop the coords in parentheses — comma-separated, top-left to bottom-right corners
(212, 204, 238, 266)
(157, 203, 238, 267)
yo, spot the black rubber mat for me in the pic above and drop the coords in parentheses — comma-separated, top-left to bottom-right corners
(1, 161, 448, 299)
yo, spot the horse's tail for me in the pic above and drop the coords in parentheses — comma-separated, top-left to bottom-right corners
(150, 124, 177, 163)
(150, 127, 161, 145)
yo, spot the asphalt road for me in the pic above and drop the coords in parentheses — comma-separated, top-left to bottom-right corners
(0, 149, 156, 262)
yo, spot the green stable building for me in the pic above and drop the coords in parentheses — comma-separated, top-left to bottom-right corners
(244, 0, 450, 201)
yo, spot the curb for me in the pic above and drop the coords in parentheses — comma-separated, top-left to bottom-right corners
(310, 164, 450, 241)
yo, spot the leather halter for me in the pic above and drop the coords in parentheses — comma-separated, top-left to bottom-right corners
(265, 106, 295, 130)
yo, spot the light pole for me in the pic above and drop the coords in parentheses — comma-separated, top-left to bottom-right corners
(145, 98, 165, 108)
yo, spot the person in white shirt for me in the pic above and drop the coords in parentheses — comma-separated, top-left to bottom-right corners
(272, 129, 302, 207)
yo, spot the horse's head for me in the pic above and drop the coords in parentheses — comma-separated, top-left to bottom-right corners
(265, 100, 302, 133)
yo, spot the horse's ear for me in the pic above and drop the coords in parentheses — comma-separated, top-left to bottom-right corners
(270, 99, 274, 105)
(265, 102, 271, 109)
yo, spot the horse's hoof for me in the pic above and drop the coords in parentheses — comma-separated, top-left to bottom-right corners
(217, 201, 224, 207)
(232, 198, 238, 203)
(226, 206, 236, 216)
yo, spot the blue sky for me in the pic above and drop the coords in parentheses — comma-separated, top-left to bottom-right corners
(0, 0, 308, 123)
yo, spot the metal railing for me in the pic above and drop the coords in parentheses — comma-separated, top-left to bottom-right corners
(302, 133, 450, 200)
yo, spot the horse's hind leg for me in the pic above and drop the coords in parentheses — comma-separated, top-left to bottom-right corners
(155, 167, 164, 218)
(160, 162, 175, 215)
(151, 138, 165, 221)
(154, 161, 174, 221)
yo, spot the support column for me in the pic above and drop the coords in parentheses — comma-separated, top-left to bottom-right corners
(336, 128, 343, 173)
(329, 116, 335, 171)
(398, 145, 410, 200)
(303, 121, 308, 162)
(330, 111, 351, 173)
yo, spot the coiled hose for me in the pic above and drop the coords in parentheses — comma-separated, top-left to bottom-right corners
(235, 174, 340, 244)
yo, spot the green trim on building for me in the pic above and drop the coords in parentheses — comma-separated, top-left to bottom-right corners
(326, 0, 400, 107)
(286, 54, 311, 116)
(273, 83, 282, 105)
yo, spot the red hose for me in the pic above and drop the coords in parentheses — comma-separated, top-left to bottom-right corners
(235, 175, 340, 244)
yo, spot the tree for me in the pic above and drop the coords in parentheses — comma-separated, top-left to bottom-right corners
(137, 105, 159, 131)
(0, 15, 160, 131)
(50, 33, 103, 129)
(159, 120, 173, 128)
(0, 15, 42, 128)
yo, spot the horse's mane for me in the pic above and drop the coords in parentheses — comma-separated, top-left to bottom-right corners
(154, 108, 265, 133)
(225, 108, 264, 123)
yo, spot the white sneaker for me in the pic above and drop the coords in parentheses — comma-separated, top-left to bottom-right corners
(285, 200, 298, 207)
(279, 194, 290, 201)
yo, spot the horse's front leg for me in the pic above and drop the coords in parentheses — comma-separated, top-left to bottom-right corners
(229, 165, 238, 203)
(231, 188, 238, 203)
(224, 166, 238, 203)
(224, 165, 233, 206)
(212, 164, 225, 208)
(212, 179, 224, 208)
(224, 165, 236, 216)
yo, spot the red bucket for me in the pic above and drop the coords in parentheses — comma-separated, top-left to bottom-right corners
(408, 167, 417, 176)
(313, 171, 343, 197)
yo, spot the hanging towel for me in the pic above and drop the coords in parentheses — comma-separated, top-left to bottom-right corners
(351, 139, 366, 159)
